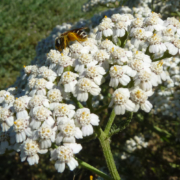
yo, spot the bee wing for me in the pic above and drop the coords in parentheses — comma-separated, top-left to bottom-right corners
(61, 27, 88, 35)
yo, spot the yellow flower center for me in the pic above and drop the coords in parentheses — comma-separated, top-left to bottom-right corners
(114, 66, 117, 71)
(157, 60, 163, 67)
(135, 90, 142, 98)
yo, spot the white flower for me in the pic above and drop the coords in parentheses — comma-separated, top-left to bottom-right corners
(81, 39, 98, 55)
(130, 87, 153, 113)
(165, 38, 180, 56)
(130, 18, 143, 29)
(24, 65, 34, 74)
(73, 53, 97, 73)
(110, 47, 132, 65)
(74, 78, 101, 102)
(109, 65, 136, 87)
(165, 78, 174, 88)
(111, 14, 122, 23)
(102, 16, 113, 23)
(53, 103, 75, 125)
(158, 27, 175, 42)
(39, 67, 57, 82)
(128, 58, 148, 73)
(46, 50, 61, 69)
(143, 12, 164, 32)
(169, 66, 180, 76)
(0, 90, 10, 104)
(50, 144, 82, 172)
(59, 72, 79, 93)
(70, 43, 89, 59)
(29, 78, 54, 96)
(81, 66, 106, 85)
(93, 50, 110, 70)
(61, 47, 69, 55)
(100, 39, 115, 52)
(134, 135, 148, 148)
(132, 50, 152, 64)
(57, 54, 74, 75)
(29, 95, 49, 109)
(38, 66, 48, 75)
(33, 124, 56, 149)
(148, 34, 167, 54)
(6, 87, 17, 95)
(30, 106, 54, 129)
(122, 134, 148, 159)
(20, 138, 47, 165)
(56, 119, 82, 144)
(96, 20, 114, 40)
(47, 89, 63, 110)
(0, 108, 14, 132)
(14, 96, 31, 119)
(14, 117, 32, 143)
(109, 88, 135, 115)
(113, 21, 127, 38)
(134, 68, 157, 91)
(112, 14, 132, 25)
(24, 65, 38, 80)
(150, 61, 167, 84)
(28, 78, 37, 89)
(130, 28, 152, 50)
(164, 17, 180, 31)
(74, 108, 99, 136)
(3, 94, 15, 108)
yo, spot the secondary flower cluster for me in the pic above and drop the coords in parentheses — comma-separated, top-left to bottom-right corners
(121, 134, 148, 160)
(0, 8, 179, 174)
(151, 56, 180, 118)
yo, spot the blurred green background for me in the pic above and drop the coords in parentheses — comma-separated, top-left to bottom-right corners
(0, 0, 108, 90)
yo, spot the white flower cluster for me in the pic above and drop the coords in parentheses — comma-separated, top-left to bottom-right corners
(0, 87, 100, 172)
(154, 0, 180, 18)
(82, 0, 151, 13)
(82, 0, 180, 19)
(0, 5, 179, 174)
(0, 80, 100, 172)
(121, 135, 148, 160)
(151, 56, 180, 118)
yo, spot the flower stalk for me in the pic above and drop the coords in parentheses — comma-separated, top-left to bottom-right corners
(94, 126, 121, 180)
(104, 109, 116, 136)
(76, 157, 113, 180)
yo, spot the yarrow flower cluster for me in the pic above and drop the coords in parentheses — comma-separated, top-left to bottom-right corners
(121, 134, 148, 160)
(1, 4, 179, 176)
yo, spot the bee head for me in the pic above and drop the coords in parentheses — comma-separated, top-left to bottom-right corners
(55, 37, 61, 47)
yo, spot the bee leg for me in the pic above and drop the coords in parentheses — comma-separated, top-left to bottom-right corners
(64, 36, 69, 49)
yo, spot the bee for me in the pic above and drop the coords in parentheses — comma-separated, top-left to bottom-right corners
(55, 27, 88, 52)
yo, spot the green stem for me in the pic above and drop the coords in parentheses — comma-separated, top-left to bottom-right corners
(71, 95, 84, 108)
(108, 112, 133, 138)
(94, 104, 108, 114)
(73, 96, 120, 179)
(104, 109, 116, 136)
(87, 94, 93, 112)
(76, 157, 112, 180)
(94, 126, 121, 180)
(78, 133, 97, 143)
(152, 52, 172, 62)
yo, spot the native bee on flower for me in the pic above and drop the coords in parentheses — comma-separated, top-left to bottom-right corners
(55, 27, 88, 51)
